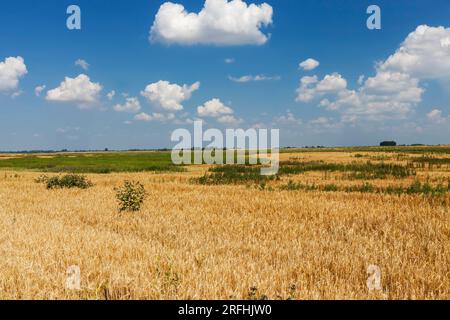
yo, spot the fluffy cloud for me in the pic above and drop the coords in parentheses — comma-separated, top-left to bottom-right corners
(298, 71, 424, 120)
(427, 109, 449, 124)
(296, 25, 450, 121)
(299, 58, 320, 71)
(113, 97, 141, 113)
(318, 73, 423, 121)
(295, 76, 318, 102)
(107, 90, 116, 100)
(134, 112, 152, 121)
(315, 73, 347, 92)
(225, 58, 235, 64)
(217, 114, 242, 125)
(141, 80, 200, 111)
(75, 59, 89, 71)
(197, 98, 242, 125)
(379, 25, 450, 79)
(363, 72, 423, 103)
(150, 0, 273, 46)
(46, 74, 102, 106)
(296, 73, 347, 102)
(0, 56, 27, 92)
(134, 112, 175, 122)
(35, 85, 46, 97)
(228, 74, 280, 83)
(197, 98, 234, 117)
(275, 111, 302, 125)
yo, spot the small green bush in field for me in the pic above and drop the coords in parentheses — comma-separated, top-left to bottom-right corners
(36, 174, 93, 189)
(115, 181, 146, 212)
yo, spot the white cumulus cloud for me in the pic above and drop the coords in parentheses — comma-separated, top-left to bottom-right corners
(197, 98, 234, 117)
(275, 111, 302, 125)
(299, 58, 320, 71)
(113, 97, 141, 113)
(217, 114, 242, 125)
(141, 80, 200, 111)
(35, 85, 46, 97)
(321, 72, 423, 121)
(134, 112, 152, 121)
(427, 109, 449, 124)
(296, 73, 347, 102)
(134, 112, 175, 122)
(150, 0, 273, 46)
(107, 90, 116, 100)
(295, 25, 450, 121)
(297, 71, 424, 121)
(379, 25, 450, 79)
(46, 74, 103, 107)
(0, 56, 27, 92)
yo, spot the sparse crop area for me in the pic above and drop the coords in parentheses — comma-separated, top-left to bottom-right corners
(0, 147, 449, 299)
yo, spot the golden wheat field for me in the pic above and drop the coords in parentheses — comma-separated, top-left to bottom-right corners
(0, 150, 449, 300)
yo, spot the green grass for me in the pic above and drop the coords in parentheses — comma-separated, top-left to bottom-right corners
(196, 165, 278, 185)
(0, 152, 184, 173)
(2, 146, 449, 174)
(410, 156, 450, 166)
(194, 160, 416, 185)
(279, 161, 415, 179)
(280, 180, 450, 196)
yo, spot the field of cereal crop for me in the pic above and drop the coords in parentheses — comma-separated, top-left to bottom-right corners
(0, 147, 449, 299)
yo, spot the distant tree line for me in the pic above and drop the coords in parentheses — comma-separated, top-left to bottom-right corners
(380, 141, 397, 147)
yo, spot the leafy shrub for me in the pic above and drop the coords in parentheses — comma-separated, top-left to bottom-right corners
(36, 174, 93, 189)
(115, 181, 146, 212)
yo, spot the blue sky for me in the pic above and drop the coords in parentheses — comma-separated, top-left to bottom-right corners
(0, 0, 449, 150)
